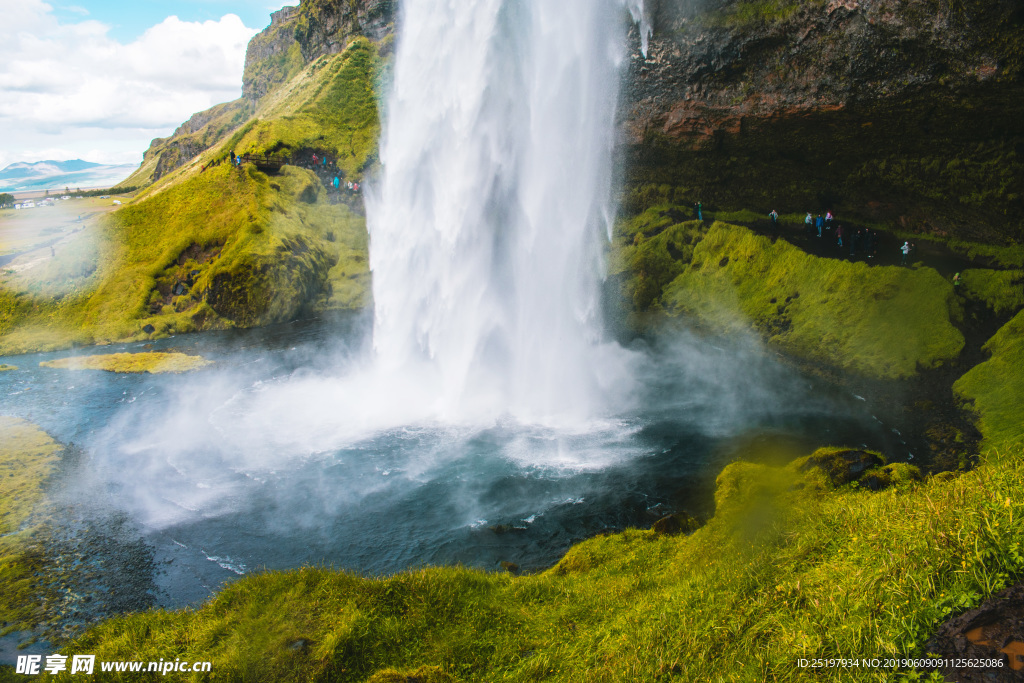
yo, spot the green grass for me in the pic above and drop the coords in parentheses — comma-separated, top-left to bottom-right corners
(0, 417, 62, 634)
(954, 309, 1024, 449)
(230, 38, 381, 180)
(653, 221, 964, 379)
(959, 268, 1024, 315)
(39, 352, 211, 374)
(0, 156, 370, 356)
(699, 0, 816, 29)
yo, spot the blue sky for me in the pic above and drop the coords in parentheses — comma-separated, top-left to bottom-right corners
(51, 0, 291, 43)
(0, 0, 294, 170)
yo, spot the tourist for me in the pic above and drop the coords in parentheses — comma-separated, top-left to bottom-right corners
(769, 209, 779, 230)
(953, 272, 961, 289)
(900, 241, 911, 265)
(825, 211, 833, 230)
(836, 225, 844, 247)
(805, 212, 813, 235)
(816, 214, 823, 237)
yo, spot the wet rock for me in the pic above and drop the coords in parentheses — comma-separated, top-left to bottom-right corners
(142, 324, 155, 334)
(652, 512, 700, 536)
(499, 561, 519, 574)
(800, 448, 886, 487)
(287, 638, 312, 653)
(860, 463, 922, 491)
(926, 582, 1024, 681)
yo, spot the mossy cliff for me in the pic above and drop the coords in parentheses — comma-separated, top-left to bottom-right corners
(610, 208, 969, 379)
(622, 0, 1024, 245)
(0, 31, 380, 354)
(123, 0, 394, 188)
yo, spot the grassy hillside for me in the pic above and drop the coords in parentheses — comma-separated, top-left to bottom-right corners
(954, 309, 1024, 449)
(611, 208, 966, 379)
(0, 39, 379, 355)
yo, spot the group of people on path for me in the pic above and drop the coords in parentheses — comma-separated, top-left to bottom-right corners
(223, 150, 362, 196)
(765, 209, 916, 264)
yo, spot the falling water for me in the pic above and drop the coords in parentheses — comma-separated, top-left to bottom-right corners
(368, 0, 648, 425)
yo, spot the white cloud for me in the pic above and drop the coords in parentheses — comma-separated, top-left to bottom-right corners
(0, 0, 259, 167)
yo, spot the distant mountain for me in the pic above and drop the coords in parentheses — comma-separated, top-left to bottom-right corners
(0, 159, 137, 192)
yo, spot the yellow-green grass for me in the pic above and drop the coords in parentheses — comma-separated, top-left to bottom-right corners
(660, 222, 965, 379)
(39, 352, 211, 374)
(0, 364, 15, 371)
(47, 439, 1023, 682)
(0, 417, 61, 633)
(226, 38, 381, 180)
(0, 38, 379, 356)
(0, 163, 369, 355)
(959, 268, 1024, 316)
(954, 309, 1024, 450)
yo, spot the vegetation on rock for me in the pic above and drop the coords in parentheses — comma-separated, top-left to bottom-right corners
(39, 352, 211, 374)
(612, 210, 966, 379)
(954, 309, 1024, 450)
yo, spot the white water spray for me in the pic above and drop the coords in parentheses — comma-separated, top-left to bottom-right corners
(368, 0, 644, 424)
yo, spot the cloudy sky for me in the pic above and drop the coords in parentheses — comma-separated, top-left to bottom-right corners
(0, 0, 293, 171)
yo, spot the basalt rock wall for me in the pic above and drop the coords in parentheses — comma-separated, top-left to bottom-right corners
(621, 0, 1024, 243)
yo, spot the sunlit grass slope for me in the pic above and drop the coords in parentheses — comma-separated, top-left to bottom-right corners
(954, 309, 1024, 449)
(0, 164, 367, 354)
(0, 417, 62, 633)
(0, 40, 378, 355)
(613, 208, 965, 379)
(221, 37, 382, 180)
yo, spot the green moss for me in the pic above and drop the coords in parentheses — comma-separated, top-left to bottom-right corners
(701, 0, 814, 29)
(0, 364, 15, 371)
(959, 268, 1024, 316)
(610, 206, 708, 311)
(954, 309, 1024, 450)
(660, 222, 965, 379)
(0, 417, 62, 633)
(365, 667, 455, 683)
(39, 352, 211, 374)
(0, 164, 369, 354)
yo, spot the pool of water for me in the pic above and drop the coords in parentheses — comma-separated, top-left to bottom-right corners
(0, 314, 913, 609)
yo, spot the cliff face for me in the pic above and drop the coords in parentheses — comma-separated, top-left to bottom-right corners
(242, 0, 395, 105)
(621, 0, 1024, 243)
(127, 0, 395, 187)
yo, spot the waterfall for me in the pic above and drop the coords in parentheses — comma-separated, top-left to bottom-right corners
(367, 0, 643, 425)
